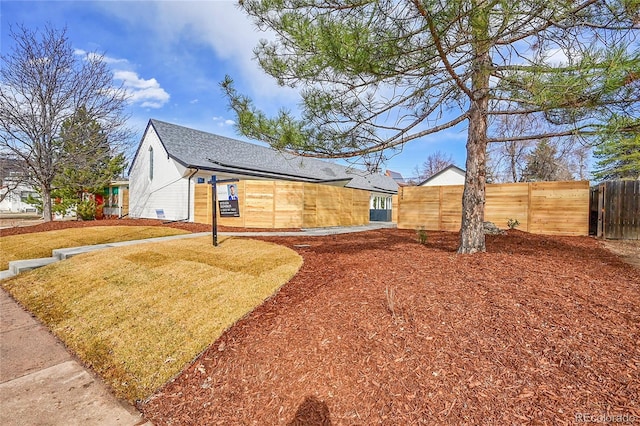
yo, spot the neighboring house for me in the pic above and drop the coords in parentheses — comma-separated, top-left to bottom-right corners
(102, 180, 130, 218)
(0, 155, 38, 213)
(418, 165, 466, 186)
(0, 182, 38, 213)
(128, 119, 398, 223)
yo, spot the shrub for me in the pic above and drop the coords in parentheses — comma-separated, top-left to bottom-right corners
(76, 199, 97, 220)
(507, 218, 520, 230)
(416, 227, 428, 244)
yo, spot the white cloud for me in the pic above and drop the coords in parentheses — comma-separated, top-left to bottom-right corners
(212, 116, 235, 127)
(74, 48, 166, 108)
(158, 2, 295, 100)
(75, 49, 129, 65)
(101, 1, 298, 103)
(113, 70, 170, 108)
(99, 54, 129, 65)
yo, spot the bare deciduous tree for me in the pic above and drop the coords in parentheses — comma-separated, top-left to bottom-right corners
(488, 115, 535, 183)
(488, 115, 592, 182)
(0, 25, 130, 220)
(413, 151, 455, 182)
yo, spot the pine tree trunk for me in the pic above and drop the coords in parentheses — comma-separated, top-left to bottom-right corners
(458, 101, 488, 254)
(458, 4, 490, 254)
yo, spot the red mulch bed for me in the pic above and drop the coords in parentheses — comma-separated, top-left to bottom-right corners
(4, 221, 639, 424)
(136, 229, 638, 425)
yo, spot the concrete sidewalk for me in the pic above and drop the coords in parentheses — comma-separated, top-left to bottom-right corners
(0, 289, 150, 425)
(0, 222, 395, 424)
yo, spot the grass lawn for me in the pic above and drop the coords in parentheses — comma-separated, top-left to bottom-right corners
(1, 236, 302, 402)
(0, 226, 190, 270)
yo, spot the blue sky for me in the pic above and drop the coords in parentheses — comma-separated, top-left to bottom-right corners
(1, 0, 469, 179)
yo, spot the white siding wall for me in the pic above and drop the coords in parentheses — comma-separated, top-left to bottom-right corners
(420, 169, 466, 186)
(129, 128, 190, 221)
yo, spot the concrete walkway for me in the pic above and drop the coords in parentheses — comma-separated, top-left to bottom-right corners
(0, 222, 395, 425)
(0, 290, 151, 425)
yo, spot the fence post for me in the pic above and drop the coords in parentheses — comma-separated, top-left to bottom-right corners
(597, 183, 605, 238)
(527, 183, 532, 233)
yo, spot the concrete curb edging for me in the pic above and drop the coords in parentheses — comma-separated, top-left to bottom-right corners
(1, 232, 211, 280)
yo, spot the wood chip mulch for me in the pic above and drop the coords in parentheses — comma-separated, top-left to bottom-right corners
(131, 228, 640, 425)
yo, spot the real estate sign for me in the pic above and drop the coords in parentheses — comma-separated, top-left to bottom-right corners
(217, 184, 240, 217)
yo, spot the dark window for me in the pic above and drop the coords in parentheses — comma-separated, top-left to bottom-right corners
(149, 146, 154, 180)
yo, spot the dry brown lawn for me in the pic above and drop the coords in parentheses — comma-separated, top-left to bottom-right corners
(1, 236, 302, 402)
(0, 226, 191, 270)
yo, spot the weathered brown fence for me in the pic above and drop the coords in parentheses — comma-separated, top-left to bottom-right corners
(122, 189, 129, 217)
(591, 180, 640, 240)
(194, 180, 370, 228)
(398, 181, 590, 236)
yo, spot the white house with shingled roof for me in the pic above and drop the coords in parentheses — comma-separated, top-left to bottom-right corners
(128, 119, 398, 224)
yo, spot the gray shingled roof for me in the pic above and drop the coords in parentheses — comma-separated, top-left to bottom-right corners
(143, 119, 398, 194)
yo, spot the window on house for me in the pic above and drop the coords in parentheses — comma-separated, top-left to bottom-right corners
(149, 146, 154, 180)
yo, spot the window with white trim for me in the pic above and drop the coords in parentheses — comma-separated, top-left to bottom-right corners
(148, 146, 154, 181)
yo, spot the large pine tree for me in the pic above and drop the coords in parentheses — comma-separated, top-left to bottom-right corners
(54, 106, 127, 206)
(521, 140, 573, 182)
(593, 116, 640, 181)
(223, 0, 640, 253)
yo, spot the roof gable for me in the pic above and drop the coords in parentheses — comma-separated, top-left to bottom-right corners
(418, 164, 466, 186)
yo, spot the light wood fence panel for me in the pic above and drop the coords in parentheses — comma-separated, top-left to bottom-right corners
(484, 183, 529, 231)
(194, 184, 212, 225)
(274, 181, 305, 228)
(441, 186, 464, 232)
(122, 189, 129, 216)
(397, 186, 441, 230)
(194, 180, 371, 228)
(302, 183, 318, 228)
(244, 181, 276, 228)
(315, 185, 342, 227)
(392, 195, 399, 223)
(398, 181, 589, 236)
(352, 190, 371, 225)
(529, 181, 590, 235)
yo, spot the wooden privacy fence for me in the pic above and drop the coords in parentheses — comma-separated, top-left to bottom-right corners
(591, 180, 640, 240)
(398, 180, 590, 236)
(194, 180, 370, 228)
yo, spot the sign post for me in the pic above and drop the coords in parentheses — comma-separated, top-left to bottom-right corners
(208, 175, 239, 247)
